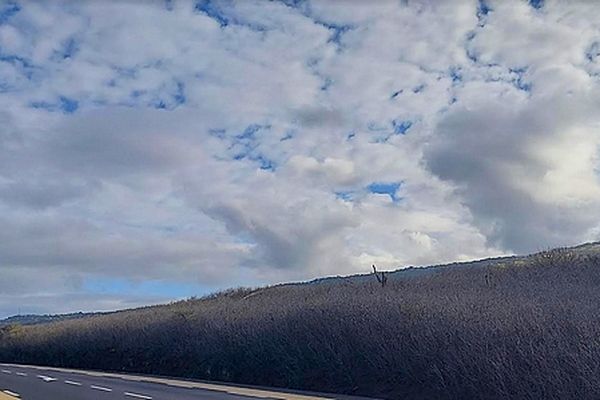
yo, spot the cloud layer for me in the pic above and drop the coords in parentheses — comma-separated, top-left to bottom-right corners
(1, 0, 599, 316)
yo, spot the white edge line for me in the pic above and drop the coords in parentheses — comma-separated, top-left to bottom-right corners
(124, 392, 153, 399)
(91, 385, 113, 392)
(2, 390, 20, 398)
(64, 380, 82, 386)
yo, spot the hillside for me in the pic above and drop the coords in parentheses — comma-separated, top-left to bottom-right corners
(2, 243, 600, 399)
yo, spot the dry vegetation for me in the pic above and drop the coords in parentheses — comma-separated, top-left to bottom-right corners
(3, 244, 600, 399)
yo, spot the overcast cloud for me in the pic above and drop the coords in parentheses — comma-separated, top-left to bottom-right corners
(1, 0, 599, 317)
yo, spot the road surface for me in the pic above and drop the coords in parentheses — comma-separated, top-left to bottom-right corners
(0, 363, 370, 400)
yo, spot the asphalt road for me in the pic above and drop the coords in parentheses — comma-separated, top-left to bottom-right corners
(0, 363, 366, 400)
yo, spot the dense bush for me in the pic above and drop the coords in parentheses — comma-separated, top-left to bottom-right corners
(2, 243, 600, 399)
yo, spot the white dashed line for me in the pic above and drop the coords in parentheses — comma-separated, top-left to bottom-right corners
(64, 380, 82, 386)
(124, 392, 153, 400)
(90, 385, 113, 392)
(1, 370, 11, 374)
(2, 389, 20, 397)
(36, 375, 57, 382)
(15, 372, 27, 377)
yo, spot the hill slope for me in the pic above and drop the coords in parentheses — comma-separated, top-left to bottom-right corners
(2, 243, 600, 399)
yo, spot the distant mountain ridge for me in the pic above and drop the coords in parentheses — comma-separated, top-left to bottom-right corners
(0, 311, 104, 327)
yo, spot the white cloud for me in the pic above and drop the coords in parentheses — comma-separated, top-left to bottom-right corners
(0, 0, 599, 316)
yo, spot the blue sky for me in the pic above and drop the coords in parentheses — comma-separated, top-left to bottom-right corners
(1, 0, 600, 317)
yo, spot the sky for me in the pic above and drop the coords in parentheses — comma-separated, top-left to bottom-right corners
(1, 0, 600, 317)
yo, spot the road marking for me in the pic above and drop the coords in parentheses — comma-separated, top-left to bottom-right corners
(124, 392, 153, 399)
(36, 375, 57, 382)
(64, 380, 82, 386)
(15, 373, 26, 377)
(91, 385, 113, 392)
(1, 370, 11, 374)
(2, 390, 20, 397)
